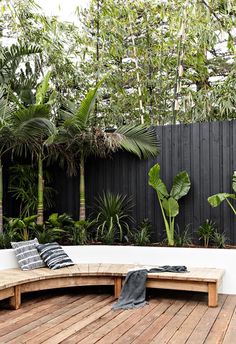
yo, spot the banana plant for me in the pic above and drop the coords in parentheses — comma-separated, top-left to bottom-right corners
(148, 163, 191, 246)
(208, 171, 236, 215)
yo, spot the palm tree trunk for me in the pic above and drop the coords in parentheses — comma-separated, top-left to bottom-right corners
(79, 154, 86, 220)
(37, 154, 44, 225)
(0, 158, 3, 233)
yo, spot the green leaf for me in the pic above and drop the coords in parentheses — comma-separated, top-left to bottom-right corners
(23, 215, 38, 225)
(48, 213, 59, 226)
(170, 171, 191, 200)
(36, 71, 51, 105)
(117, 125, 159, 159)
(162, 197, 179, 217)
(232, 171, 236, 193)
(148, 163, 169, 199)
(208, 193, 236, 207)
(75, 78, 105, 127)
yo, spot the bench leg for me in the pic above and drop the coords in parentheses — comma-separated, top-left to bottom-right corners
(114, 277, 122, 299)
(9, 286, 21, 310)
(208, 282, 218, 307)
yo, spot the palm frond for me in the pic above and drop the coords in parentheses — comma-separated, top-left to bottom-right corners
(0, 44, 42, 71)
(15, 117, 56, 141)
(0, 44, 42, 83)
(75, 78, 104, 127)
(36, 71, 51, 105)
(115, 125, 159, 159)
(13, 104, 51, 127)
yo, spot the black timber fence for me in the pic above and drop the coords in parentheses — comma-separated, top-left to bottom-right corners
(4, 120, 236, 244)
(52, 120, 236, 245)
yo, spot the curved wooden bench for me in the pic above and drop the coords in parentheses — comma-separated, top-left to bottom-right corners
(0, 264, 224, 309)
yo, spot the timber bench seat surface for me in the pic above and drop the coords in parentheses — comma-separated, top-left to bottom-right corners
(0, 264, 224, 309)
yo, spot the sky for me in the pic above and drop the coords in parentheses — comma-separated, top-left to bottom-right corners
(38, 0, 90, 23)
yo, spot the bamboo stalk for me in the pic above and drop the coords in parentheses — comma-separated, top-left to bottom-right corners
(128, 12, 145, 124)
(172, 6, 187, 124)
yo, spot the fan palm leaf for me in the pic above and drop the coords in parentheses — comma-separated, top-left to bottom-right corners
(115, 125, 159, 158)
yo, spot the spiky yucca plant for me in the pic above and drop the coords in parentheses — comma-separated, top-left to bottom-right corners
(94, 191, 134, 243)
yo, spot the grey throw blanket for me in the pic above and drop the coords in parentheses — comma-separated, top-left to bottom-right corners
(112, 265, 187, 310)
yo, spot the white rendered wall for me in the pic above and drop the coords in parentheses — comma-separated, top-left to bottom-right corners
(1, 246, 235, 294)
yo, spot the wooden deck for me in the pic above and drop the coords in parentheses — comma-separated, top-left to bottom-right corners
(0, 287, 235, 344)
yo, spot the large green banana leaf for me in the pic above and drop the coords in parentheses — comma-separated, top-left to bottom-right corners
(162, 197, 179, 217)
(170, 171, 191, 200)
(233, 171, 236, 193)
(148, 163, 169, 200)
(208, 193, 236, 207)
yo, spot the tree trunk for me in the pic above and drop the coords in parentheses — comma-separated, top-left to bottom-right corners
(0, 158, 3, 233)
(37, 154, 44, 225)
(79, 154, 86, 220)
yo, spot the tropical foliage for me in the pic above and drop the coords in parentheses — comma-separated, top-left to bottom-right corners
(55, 79, 159, 220)
(94, 191, 134, 243)
(148, 163, 191, 246)
(0, 0, 235, 245)
(1, 0, 235, 126)
(208, 171, 236, 215)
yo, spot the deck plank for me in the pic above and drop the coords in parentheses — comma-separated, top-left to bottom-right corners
(185, 294, 227, 344)
(150, 297, 200, 343)
(115, 299, 176, 344)
(0, 289, 235, 344)
(222, 302, 236, 344)
(168, 299, 208, 344)
(6, 295, 112, 344)
(205, 295, 236, 344)
(131, 299, 187, 344)
(88, 299, 160, 344)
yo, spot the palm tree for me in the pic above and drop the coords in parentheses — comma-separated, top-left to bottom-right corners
(13, 72, 57, 225)
(12, 104, 56, 225)
(0, 43, 43, 232)
(0, 87, 56, 231)
(56, 81, 159, 220)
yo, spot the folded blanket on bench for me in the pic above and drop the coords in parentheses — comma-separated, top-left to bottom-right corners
(112, 265, 187, 310)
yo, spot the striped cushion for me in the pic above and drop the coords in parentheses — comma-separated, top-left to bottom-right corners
(36, 242, 74, 270)
(11, 238, 45, 270)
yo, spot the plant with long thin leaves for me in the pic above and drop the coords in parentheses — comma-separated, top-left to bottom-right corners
(9, 164, 56, 217)
(94, 191, 134, 244)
